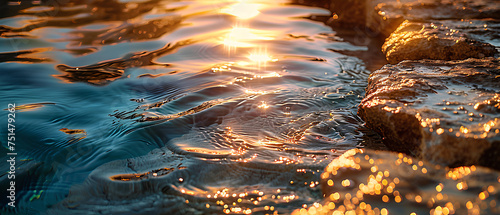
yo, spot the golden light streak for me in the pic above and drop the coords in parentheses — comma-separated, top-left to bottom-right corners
(222, 27, 274, 55)
(248, 51, 272, 62)
(224, 27, 256, 48)
(244, 89, 268, 95)
(254, 72, 281, 79)
(247, 46, 277, 70)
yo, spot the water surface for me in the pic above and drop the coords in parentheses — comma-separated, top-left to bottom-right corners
(0, 0, 380, 214)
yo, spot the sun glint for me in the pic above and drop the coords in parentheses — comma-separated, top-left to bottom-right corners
(222, 2, 261, 19)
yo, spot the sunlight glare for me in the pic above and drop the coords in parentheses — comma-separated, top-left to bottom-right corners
(222, 27, 273, 50)
(258, 101, 269, 109)
(222, 2, 261, 19)
(247, 46, 277, 70)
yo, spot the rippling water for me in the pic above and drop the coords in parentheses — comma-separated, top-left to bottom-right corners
(0, 0, 385, 214)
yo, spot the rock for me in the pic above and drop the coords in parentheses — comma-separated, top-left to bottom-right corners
(293, 148, 500, 215)
(327, 0, 404, 36)
(292, 0, 404, 37)
(374, 0, 500, 21)
(358, 58, 500, 169)
(376, 0, 500, 53)
(382, 21, 498, 64)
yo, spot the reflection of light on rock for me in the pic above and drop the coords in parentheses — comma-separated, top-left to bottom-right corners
(297, 149, 500, 215)
(456, 181, 468, 190)
(203, 188, 269, 214)
(341, 179, 351, 187)
(460, 126, 469, 134)
(222, 2, 261, 19)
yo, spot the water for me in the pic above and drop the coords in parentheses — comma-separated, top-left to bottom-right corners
(0, 0, 383, 214)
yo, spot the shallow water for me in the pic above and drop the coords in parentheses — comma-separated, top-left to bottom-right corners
(0, 0, 384, 214)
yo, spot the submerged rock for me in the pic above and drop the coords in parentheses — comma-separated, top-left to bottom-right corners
(295, 149, 500, 215)
(382, 21, 498, 64)
(358, 58, 500, 169)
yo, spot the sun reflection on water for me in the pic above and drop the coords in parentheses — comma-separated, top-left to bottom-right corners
(1, 0, 405, 213)
(221, 2, 261, 19)
(223, 27, 255, 49)
(222, 26, 274, 56)
(247, 46, 278, 71)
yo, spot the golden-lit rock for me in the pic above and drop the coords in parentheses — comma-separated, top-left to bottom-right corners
(292, 0, 404, 37)
(294, 149, 500, 215)
(382, 21, 498, 64)
(375, 0, 500, 64)
(358, 58, 500, 169)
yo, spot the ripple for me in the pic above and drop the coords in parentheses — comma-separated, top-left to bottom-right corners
(1, 0, 388, 214)
(0, 48, 52, 63)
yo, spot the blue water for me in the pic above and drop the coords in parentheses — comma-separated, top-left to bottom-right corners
(0, 0, 383, 214)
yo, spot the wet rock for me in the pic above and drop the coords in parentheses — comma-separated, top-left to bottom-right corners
(295, 0, 500, 41)
(374, 0, 500, 21)
(294, 149, 500, 215)
(358, 58, 500, 169)
(344, 0, 405, 37)
(292, 0, 404, 37)
(382, 21, 498, 64)
(325, 0, 391, 32)
(376, 0, 500, 50)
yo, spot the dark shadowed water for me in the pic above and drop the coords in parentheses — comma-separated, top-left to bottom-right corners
(0, 0, 386, 214)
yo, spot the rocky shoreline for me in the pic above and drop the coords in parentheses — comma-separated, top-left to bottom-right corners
(318, 0, 500, 170)
(308, 0, 500, 214)
(358, 58, 500, 169)
(360, 0, 500, 170)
